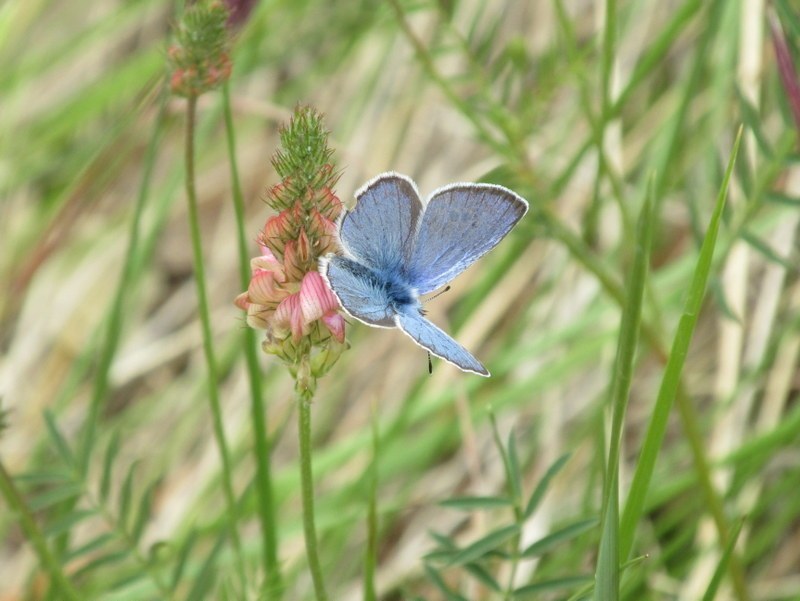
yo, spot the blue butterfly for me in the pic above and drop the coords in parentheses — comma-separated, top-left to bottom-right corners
(319, 172, 528, 377)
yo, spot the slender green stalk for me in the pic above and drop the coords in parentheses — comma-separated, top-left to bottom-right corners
(594, 179, 655, 601)
(183, 93, 246, 586)
(0, 461, 81, 601)
(79, 83, 168, 473)
(363, 411, 379, 601)
(298, 389, 329, 601)
(584, 0, 618, 243)
(222, 81, 282, 596)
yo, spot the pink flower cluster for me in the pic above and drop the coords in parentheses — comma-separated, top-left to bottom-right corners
(236, 164, 345, 348)
(235, 245, 344, 343)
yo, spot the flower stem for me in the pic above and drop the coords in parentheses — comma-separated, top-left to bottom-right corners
(298, 387, 328, 601)
(222, 81, 282, 596)
(183, 93, 246, 586)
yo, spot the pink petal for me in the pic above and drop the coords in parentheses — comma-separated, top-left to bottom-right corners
(274, 293, 305, 341)
(322, 313, 346, 343)
(251, 254, 284, 279)
(299, 272, 339, 322)
(234, 291, 250, 311)
(248, 269, 284, 305)
(246, 304, 272, 329)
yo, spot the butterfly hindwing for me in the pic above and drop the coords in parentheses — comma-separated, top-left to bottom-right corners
(339, 173, 423, 273)
(395, 307, 489, 377)
(407, 184, 528, 295)
(320, 255, 395, 327)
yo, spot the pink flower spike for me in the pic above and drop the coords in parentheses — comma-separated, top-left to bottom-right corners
(770, 10, 800, 133)
(299, 272, 340, 322)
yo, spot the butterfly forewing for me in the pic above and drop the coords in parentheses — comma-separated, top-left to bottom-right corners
(406, 184, 528, 295)
(339, 173, 423, 273)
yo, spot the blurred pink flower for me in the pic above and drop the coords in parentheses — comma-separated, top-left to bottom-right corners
(769, 10, 800, 133)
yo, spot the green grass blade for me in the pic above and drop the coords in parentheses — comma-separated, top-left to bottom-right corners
(619, 127, 743, 560)
(524, 453, 570, 519)
(521, 518, 599, 557)
(448, 523, 520, 566)
(513, 575, 594, 598)
(363, 414, 379, 601)
(594, 178, 656, 601)
(440, 496, 513, 510)
(702, 518, 745, 601)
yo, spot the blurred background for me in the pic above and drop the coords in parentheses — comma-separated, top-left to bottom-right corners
(1, 0, 799, 599)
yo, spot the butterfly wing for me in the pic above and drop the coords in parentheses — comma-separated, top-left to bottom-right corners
(395, 308, 489, 376)
(339, 172, 423, 273)
(320, 255, 395, 327)
(407, 184, 528, 295)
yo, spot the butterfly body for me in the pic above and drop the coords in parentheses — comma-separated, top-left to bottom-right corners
(320, 172, 527, 376)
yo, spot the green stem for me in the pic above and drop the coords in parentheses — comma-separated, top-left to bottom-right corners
(222, 82, 282, 596)
(183, 93, 246, 586)
(0, 460, 82, 601)
(298, 389, 328, 601)
(79, 84, 169, 473)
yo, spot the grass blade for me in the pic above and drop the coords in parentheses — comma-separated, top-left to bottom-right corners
(521, 518, 599, 557)
(619, 127, 743, 560)
(448, 523, 520, 566)
(702, 518, 745, 601)
(594, 178, 656, 601)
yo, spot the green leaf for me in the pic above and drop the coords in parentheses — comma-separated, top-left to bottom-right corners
(424, 564, 469, 601)
(101, 432, 121, 502)
(619, 127, 743, 561)
(701, 518, 745, 601)
(524, 453, 571, 518)
(429, 530, 457, 550)
(440, 496, 513, 511)
(513, 575, 594, 598)
(185, 533, 224, 601)
(29, 483, 83, 511)
(118, 460, 139, 528)
(740, 229, 797, 271)
(465, 562, 503, 592)
(595, 177, 656, 601)
(43, 508, 97, 538)
(734, 86, 774, 159)
(424, 548, 459, 563)
(448, 523, 520, 566)
(764, 190, 800, 207)
(72, 549, 129, 580)
(521, 518, 599, 557)
(507, 431, 523, 505)
(132, 478, 159, 542)
(171, 529, 198, 592)
(43, 411, 74, 467)
(14, 470, 73, 485)
(66, 532, 116, 561)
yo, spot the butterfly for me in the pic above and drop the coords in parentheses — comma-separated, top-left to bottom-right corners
(319, 172, 528, 377)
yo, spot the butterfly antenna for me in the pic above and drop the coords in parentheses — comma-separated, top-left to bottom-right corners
(423, 285, 451, 303)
